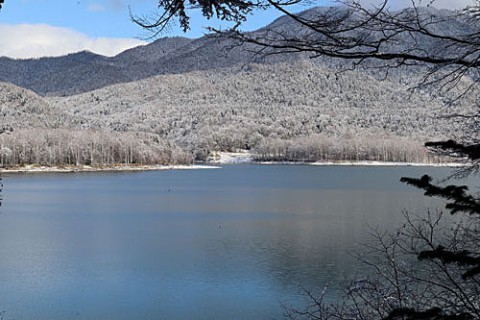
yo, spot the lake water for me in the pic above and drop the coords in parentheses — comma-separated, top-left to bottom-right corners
(0, 165, 469, 319)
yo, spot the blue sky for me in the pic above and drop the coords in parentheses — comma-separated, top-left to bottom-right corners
(1, 0, 328, 38)
(0, 0, 474, 59)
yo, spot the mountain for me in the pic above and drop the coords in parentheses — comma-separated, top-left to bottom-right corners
(0, 35, 282, 96)
(0, 6, 474, 96)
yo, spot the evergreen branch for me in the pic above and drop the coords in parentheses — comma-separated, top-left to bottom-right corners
(400, 175, 480, 215)
(401, 176, 480, 279)
(418, 245, 480, 279)
(425, 140, 480, 160)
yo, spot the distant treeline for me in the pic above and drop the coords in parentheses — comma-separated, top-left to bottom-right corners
(0, 129, 193, 167)
(252, 134, 442, 163)
(0, 129, 447, 167)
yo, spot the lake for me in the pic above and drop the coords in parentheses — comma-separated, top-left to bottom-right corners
(0, 164, 469, 319)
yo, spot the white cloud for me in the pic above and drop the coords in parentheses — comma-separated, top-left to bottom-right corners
(87, 3, 106, 12)
(0, 24, 147, 59)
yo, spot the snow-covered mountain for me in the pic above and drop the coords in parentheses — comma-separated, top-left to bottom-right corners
(0, 6, 475, 166)
(0, 6, 474, 96)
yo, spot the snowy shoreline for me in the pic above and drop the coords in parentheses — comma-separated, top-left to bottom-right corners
(0, 164, 221, 174)
(308, 161, 464, 167)
(250, 160, 463, 167)
(209, 151, 463, 167)
(0, 158, 464, 174)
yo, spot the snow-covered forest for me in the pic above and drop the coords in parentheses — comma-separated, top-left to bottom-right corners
(0, 60, 472, 167)
(0, 5, 476, 168)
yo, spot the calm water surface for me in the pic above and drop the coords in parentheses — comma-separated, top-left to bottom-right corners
(0, 165, 470, 319)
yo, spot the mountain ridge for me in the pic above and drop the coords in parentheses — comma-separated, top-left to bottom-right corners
(0, 6, 471, 96)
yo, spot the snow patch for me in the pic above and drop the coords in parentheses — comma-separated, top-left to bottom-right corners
(207, 151, 253, 164)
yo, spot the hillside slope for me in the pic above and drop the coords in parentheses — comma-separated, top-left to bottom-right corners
(0, 61, 472, 166)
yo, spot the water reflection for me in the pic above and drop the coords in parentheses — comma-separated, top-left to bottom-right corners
(0, 165, 469, 319)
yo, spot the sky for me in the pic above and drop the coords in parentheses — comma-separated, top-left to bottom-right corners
(0, 0, 475, 59)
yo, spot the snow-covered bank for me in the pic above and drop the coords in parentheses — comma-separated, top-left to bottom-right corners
(0, 159, 463, 174)
(309, 161, 465, 167)
(206, 151, 463, 167)
(0, 164, 220, 174)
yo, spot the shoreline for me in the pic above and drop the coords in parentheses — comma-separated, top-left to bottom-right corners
(253, 160, 464, 167)
(0, 164, 221, 174)
(208, 151, 464, 167)
(0, 160, 465, 174)
(308, 160, 464, 167)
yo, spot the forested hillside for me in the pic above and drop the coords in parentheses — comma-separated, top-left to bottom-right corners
(0, 60, 472, 167)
